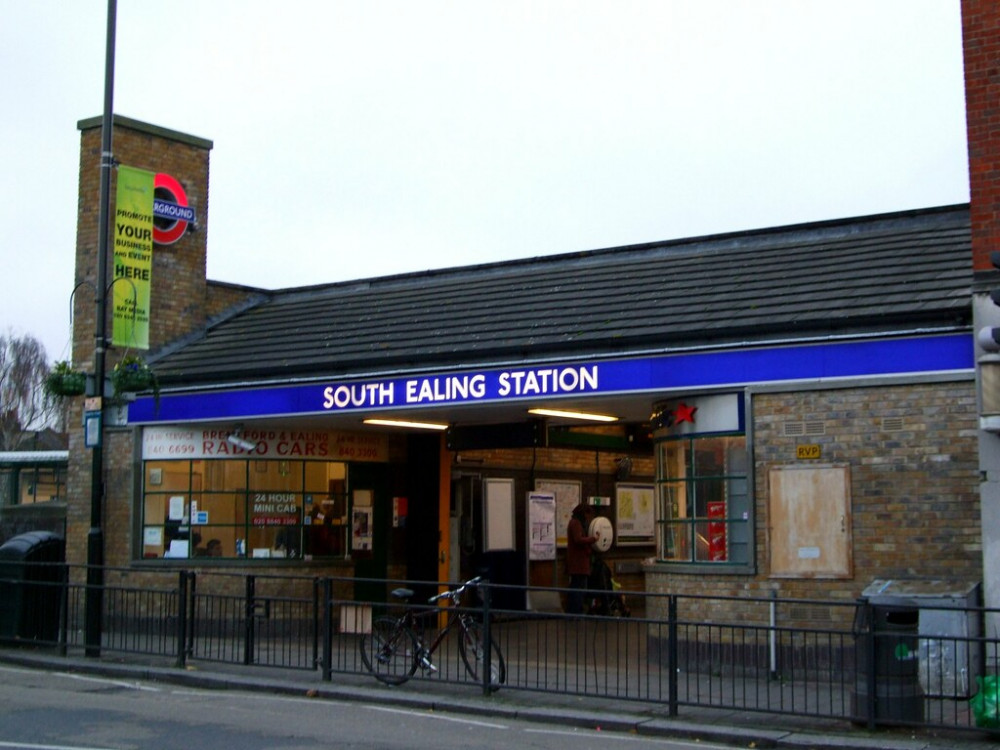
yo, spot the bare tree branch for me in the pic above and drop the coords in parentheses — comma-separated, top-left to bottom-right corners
(0, 332, 54, 450)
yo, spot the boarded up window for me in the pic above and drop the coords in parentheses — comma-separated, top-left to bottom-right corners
(767, 464, 852, 578)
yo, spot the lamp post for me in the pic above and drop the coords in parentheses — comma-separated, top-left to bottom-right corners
(85, 0, 117, 658)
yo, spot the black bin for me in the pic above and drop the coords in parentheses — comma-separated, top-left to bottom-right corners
(853, 598, 924, 723)
(0, 531, 66, 643)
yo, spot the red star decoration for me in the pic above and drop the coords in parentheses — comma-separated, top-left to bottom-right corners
(674, 402, 698, 424)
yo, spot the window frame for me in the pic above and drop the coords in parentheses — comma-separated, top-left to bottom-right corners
(138, 457, 350, 562)
(654, 431, 754, 572)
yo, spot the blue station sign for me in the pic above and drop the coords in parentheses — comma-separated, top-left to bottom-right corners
(127, 333, 973, 425)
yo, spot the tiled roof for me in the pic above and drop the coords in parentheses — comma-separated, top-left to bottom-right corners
(151, 204, 972, 386)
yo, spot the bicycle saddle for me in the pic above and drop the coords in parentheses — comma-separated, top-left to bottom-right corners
(390, 587, 415, 600)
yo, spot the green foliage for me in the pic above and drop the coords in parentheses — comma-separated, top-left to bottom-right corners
(111, 354, 160, 406)
(44, 361, 87, 398)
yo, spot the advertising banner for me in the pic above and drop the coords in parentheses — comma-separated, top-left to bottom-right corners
(141, 426, 389, 462)
(113, 165, 155, 349)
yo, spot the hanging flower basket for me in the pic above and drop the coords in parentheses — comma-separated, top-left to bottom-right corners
(44, 361, 87, 398)
(111, 354, 160, 402)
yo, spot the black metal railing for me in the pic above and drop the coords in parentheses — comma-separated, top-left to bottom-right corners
(0, 563, 997, 736)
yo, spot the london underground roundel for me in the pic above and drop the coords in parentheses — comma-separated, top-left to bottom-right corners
(152, 173, 194, 245)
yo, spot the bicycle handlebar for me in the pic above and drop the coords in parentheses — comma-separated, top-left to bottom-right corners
(428, 576, 483, 604)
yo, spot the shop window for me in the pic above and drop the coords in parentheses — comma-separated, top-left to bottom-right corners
(141, 458, 348, 560)
(656, 434, 750, 566)
(12, 466, 66, 505)
(0, 469, 12, 505)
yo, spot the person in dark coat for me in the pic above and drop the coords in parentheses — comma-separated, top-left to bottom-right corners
(566, 503, 599, 614)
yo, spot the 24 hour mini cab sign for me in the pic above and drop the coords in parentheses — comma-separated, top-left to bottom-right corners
(112, 167, 194, 349)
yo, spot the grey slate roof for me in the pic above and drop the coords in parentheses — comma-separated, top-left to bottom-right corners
(151, 204, 972, 386)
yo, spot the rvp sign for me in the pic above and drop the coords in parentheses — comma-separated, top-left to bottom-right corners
(152, 172, 195, 245)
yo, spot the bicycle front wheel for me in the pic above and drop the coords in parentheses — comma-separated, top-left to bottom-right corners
(458, 620, 506, 689)
(360, 616, 419, 685)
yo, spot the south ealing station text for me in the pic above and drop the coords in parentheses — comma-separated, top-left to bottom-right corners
(321, 365, 600, 411)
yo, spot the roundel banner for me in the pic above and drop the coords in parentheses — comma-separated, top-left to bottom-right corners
(152, 173, 194, 245)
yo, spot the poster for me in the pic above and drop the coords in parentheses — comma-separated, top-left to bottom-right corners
(527, 492, 556, 560)
(484, 478, 515, 551)
(707, 500, 727, 561)
(112, 165, 154, 349)
(615, 483, 655, 544)
(352, 507, 373, 551)
(535, 479, 581, 547)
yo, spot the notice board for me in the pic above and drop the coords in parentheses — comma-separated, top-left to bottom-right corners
(527, 491, 556, 560)
(484, 477, 515, 551)
(535, 479, 581, 547)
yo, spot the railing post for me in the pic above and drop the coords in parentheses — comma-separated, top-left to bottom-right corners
(321, 577, 333, 682)
(769, 589, 779, 679)
(175, 569, 188, 668)
(668, 594, 678, 717)
(311, 577, 319, 672)
(481, 578, 492, 697)
(186, 571, 197, 661)
(58, 562, 69, 656)
(244, 575, 256, 666)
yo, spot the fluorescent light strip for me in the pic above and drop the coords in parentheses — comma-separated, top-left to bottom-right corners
(528, 408, 618, 423)
(363, 418, 449, 431)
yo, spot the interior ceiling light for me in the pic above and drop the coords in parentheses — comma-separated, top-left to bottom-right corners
(527, 408, 618, 423)
(363, 418, 449, 431)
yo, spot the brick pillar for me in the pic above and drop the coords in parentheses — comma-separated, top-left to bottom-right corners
(67, 116, 213, 567)
(963, 0, 1000, 614)
(963, 0, 1000, 273)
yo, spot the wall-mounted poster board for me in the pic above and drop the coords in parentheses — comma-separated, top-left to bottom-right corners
(484, 477, 515, 552)
(527, 492, 556, 560)
(352, 489, 373, 552)
(615, 483, 655, 545)
(535, 479, 582, 547)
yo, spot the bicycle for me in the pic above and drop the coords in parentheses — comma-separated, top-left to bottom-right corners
(359, 576, 506, 688)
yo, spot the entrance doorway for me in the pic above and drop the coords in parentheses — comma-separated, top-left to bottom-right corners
(450, 472, 481, 583)
(402, 434, 442, 598)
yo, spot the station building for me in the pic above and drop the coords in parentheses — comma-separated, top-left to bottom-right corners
(64, 114, 982, 619)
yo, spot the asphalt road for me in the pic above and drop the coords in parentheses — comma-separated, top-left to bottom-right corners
(0, 664, 727, 750)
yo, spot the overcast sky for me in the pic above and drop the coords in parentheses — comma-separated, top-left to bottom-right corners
(1, 1, 969, 363)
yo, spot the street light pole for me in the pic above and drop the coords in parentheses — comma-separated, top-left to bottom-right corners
(85, 0, 117, 658)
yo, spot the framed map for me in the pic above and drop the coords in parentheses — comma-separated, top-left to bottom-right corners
(615, 483, 655, 545)
(535, 479, 581, 547)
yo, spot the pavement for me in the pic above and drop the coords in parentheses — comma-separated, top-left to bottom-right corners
(1, 647, 999, 750)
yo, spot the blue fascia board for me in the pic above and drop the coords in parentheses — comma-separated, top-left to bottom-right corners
(129, 333, 973, 425)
